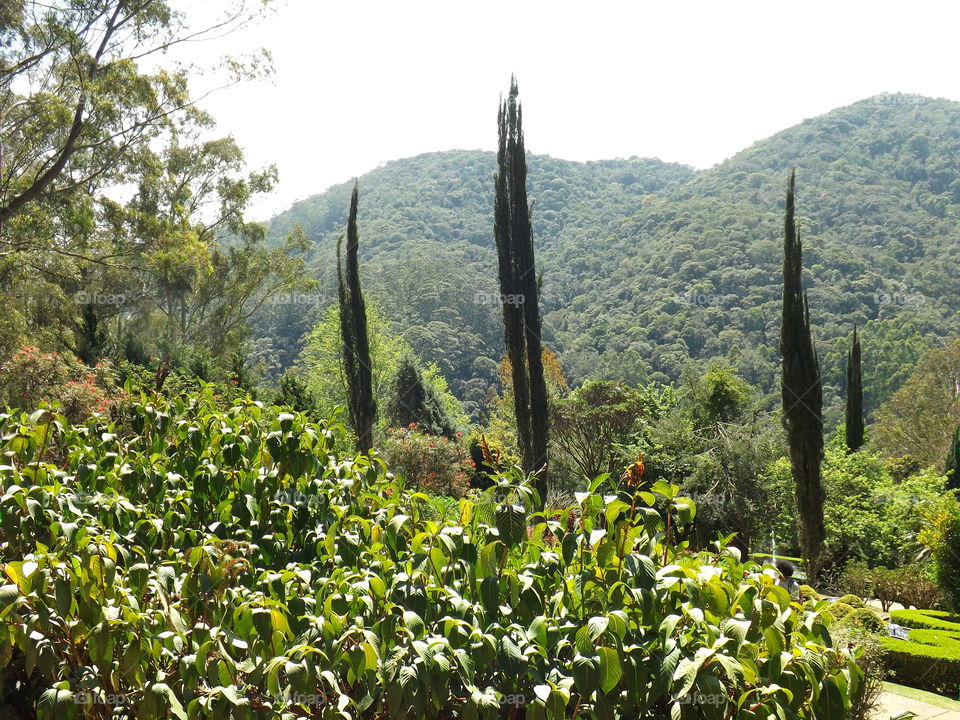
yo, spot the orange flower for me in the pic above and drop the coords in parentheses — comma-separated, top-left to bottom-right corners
(622, 453, 645, 488)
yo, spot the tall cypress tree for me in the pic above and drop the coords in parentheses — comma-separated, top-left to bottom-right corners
(845, 326, 865, 452)
(779, 169, 825, 581)
(494, 77, 549, 504)
(337, 183, 376, 453)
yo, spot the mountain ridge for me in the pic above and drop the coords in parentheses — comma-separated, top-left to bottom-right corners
(255, 94, 960, 422)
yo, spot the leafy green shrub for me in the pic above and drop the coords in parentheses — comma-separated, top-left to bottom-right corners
(829, 602, 856, 621)
(799, 584, 820, 603)
(383, 424, 471, 497)
(890, 609, 960, 632)
(0, 390, 866, 719)
(0, 347, 121, 423)
(837, 594, 867, 608)
(830, 625, 887, 720)
(919, 495, 960, 611)
(840, 607, 887, 634)
(875, 564, 942, 610)
(839, 560, 875, 599)
(114, 357, 250, 404)
(769, 444, 952, 569)
(273, 369, 322, 415)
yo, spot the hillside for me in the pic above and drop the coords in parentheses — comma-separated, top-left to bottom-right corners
(257, 94, 960, 422)
(255, 152, 695, 415)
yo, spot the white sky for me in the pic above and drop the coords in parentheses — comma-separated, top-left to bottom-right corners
(189, 0, 960, 219)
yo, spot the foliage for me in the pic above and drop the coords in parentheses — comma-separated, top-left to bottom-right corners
(918, 494, 960, 611)
(872, 565, 942, 612)
(828, 625, 886, 720)
(0, 390, 864, 719)
(0, 347, 121, 423)
(299, 302, 465, 440)
(0, 1, 283, 369)
(386, 355, 461, 438)
(0, 0, 268, 228)
(105, 136, 307, 361)
(838, 562, 875, 600)
(829, 603, 857, 621)
(632, 364, 786, 554)
(836, 596, 867, 609)
(273, 370, 322, 416)
(838, 608, 887, 634)
(259, 150, 693, 411)
(767, 443, 952, 571)
(873, 339, 960, 471)
(382, 425, 471, 498)
(550, 381, 652, 483)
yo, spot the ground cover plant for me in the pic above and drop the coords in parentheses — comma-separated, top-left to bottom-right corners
(0, 391, 863, 719)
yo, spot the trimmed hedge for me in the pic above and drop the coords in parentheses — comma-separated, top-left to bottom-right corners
(890, 609, 960, 632)
(882, 611, 960, 695)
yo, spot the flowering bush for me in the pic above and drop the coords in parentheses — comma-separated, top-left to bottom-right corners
(0, 347, 122, 423)
(383, 423, 471, 497)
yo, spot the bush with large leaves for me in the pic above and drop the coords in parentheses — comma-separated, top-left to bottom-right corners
(0, 391, 861, 718)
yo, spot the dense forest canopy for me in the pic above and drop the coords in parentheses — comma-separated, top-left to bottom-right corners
(257, 95, 960, 424)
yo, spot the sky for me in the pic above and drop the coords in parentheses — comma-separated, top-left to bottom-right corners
(186, 0, 960, 219)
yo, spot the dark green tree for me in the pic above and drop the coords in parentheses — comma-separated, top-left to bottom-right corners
(387, 355, 458, 438)
(845, 326, 865, 452)
(337, 183, 376, 453)
(779, 169, 826, 581)
(73, 302, 109, 366)
(494, 77, 549, 505)
(945, 425, 960, 490)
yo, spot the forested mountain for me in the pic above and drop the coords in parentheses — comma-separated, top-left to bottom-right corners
(258, 94, 960, 422)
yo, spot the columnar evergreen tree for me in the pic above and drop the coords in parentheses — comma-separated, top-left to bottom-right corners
(337, 183, 376, 453)
(845, 326, 865, 452)
(494, 77, 549, 504)
(387, 355, 458, 438)
(779, 169, 826, 581)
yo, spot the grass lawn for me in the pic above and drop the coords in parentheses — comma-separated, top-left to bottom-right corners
(884, 682, 960, 710)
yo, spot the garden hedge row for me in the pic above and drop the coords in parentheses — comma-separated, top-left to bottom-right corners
(882, 610, 960, 695)
(890, 610, 960, 632)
